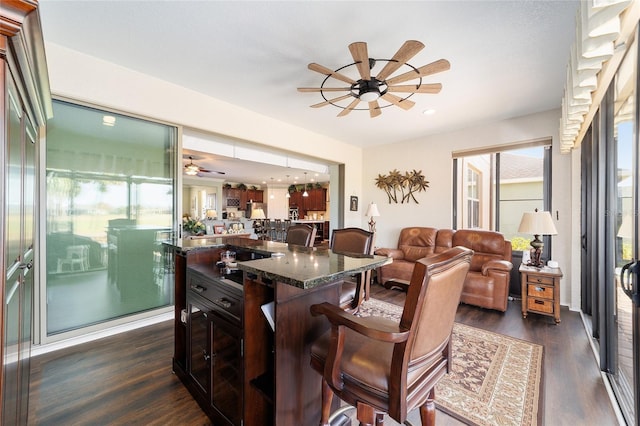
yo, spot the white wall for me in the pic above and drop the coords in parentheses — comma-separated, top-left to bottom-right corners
(363, 109, 576, 308)
(44, 42, 365, 228)
(45, 42, 578, 309)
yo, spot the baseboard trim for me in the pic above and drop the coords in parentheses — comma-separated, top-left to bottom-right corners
(31, 311, 173, 357)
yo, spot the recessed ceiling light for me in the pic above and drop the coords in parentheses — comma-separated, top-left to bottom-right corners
(102, 115, 116, 126)
(422, 109, 436, 116)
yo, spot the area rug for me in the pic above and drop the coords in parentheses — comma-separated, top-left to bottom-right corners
(356, 298, 544, 426)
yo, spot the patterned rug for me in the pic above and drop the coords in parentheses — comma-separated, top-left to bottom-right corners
(356, 298, 544, 426)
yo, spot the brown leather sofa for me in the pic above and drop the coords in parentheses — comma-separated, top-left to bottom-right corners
(375, 227, 513, 312)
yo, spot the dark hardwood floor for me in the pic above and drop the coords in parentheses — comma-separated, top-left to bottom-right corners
(28, 283, 618, 425)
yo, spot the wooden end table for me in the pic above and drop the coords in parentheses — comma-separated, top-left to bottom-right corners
(520, 264, 563, 324)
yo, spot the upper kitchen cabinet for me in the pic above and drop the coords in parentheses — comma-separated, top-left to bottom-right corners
(305, 187, 327, 211)
(241, 188, 263, 205)
(288, 188, 326, 211)
(225, 187, 263, 208)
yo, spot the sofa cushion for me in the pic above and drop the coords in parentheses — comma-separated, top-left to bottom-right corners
(398, 227, 438, 262)
(451, 229, 511, 272)
(434, 229, 455, 253)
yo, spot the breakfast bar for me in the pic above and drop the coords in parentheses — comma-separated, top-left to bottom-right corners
(165, 237, 391, 425)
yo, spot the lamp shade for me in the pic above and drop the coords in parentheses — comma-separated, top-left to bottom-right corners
(250, 208, 266, 219)
(206, 209, 217, 219)
(365, 202, 380, 217)
(518, 210, 557, 235)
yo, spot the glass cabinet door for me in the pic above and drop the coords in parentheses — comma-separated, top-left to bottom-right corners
(188, 302, 211, 396)
(211, 316, 242, 426)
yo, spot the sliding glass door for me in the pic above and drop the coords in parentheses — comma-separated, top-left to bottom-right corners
(45, 100, 176, 336)
(583, 31, 639, 425)
(609, 34, 639, 425)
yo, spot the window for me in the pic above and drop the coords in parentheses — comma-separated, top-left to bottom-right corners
(466, 166, 481, 228)
(453, 142, 551, 253)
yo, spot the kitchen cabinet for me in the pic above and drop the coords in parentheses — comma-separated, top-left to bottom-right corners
(306, 188, 327, 211)
(241, 189, 263, 205)
(288, 188, 326, 215)
(1, 3, 51, 424)
(226, 188, 263, 208)
(224, 188, 242, 208)
(289, 190, 303, 208)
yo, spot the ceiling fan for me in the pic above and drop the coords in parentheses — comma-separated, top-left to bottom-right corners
(298, 40, 450, 118)
(184, 156, 225, 176)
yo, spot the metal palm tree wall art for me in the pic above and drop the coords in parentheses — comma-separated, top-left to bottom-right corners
(375, 169, 429, 204)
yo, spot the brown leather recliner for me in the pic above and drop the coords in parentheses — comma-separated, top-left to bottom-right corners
(375, 227, 513, 312)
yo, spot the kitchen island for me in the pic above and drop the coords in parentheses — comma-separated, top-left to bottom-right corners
(164, 237, 391, 426)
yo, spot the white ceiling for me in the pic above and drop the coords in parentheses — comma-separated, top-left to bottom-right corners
(38, 0, 579, 184)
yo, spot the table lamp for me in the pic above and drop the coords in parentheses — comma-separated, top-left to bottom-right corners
(517, 208, 558, 267)
(250, 208, 266, 220)
(205, 209, 217, 220)
(365, 202, 380, 233)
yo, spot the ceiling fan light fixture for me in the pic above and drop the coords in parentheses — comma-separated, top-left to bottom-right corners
(359, 89, 380, 102)
(185, 166, 199, 176)
(299, 40, 449, 117)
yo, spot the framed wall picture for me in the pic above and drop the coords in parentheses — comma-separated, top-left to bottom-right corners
(350, 196, 358, 211)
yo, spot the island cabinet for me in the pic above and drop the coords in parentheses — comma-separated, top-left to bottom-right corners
(187, 264, 243, 426)
(242, 273, 341, 425)
(171, 243, 227, 376)
(168, 238, 392, 426)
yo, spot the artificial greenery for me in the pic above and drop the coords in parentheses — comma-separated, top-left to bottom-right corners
(182, 215, 205, 235)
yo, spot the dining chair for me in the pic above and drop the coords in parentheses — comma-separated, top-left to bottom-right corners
(329, 227, 375, 311)
(309, 246, 472, 426)
(285, 223, 316, 247)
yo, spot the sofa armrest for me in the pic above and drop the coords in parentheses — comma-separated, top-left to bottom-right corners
(374, 247, 405, 260)
(481, 259, 513, 275)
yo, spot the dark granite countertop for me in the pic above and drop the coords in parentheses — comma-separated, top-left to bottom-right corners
(163, 237, 392, 290)
(162, 236, 240, 252)
(237, 248, 391, 290)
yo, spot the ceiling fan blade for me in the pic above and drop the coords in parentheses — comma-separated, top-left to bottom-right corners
(310, 94, 353, 108)
(308, 63, 356, 85)
(297, 87, 351, 93)
(369, 100, 381, 118)
(381, 93, 415, 110)
(348, 41, 371, 80)
(337, 98, 361, 117)
(387, 83, 442, 94)
(385, 59, 451, 86)
(375, 40, 425, 81)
